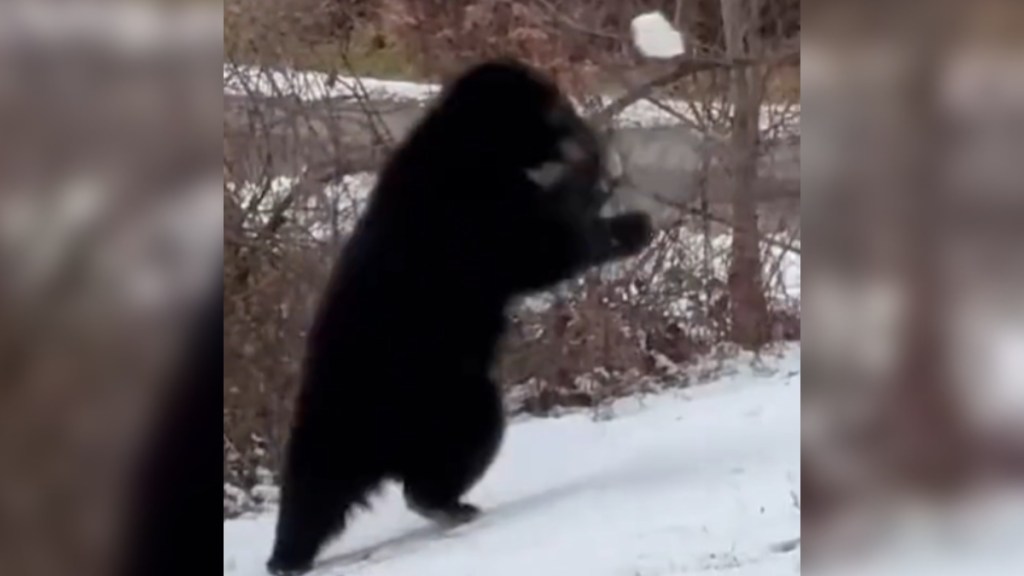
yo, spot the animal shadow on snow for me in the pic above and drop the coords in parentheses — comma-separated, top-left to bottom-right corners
(312, 481, 589, 571)
(313, 458, 694, 571)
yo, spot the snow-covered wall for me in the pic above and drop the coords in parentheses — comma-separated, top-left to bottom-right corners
(223, 64, 800, 218)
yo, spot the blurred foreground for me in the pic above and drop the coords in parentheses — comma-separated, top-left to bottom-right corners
(803, 0, 1024, 571)
(0, 3, 222, 576)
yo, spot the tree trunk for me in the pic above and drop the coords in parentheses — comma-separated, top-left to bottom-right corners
(721, 0, 769, 349)
(881, 26, 972, 494)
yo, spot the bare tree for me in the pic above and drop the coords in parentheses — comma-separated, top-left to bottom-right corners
(720, 0, 770, 349)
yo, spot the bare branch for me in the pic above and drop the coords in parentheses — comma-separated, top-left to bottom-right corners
(589, 44, 798, 125)
(649, 191, 801, 255)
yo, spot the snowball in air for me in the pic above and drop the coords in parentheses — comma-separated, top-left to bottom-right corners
(630, 11, 685, 59)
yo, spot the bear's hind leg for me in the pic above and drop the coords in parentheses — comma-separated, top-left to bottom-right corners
(404, 486, 483, 526)
(401, 449, 492, 527)
(398, 379, 505, 526)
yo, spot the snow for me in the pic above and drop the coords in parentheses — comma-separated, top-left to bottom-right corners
(631, 12, 686, 59)
(227, 172, 373, 239)
(222, 65, 441, 103)
(223, 345, 801, 576)
(222, 64, 800, 131)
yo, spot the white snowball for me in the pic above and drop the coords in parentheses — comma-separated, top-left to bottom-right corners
(630, 11, 685, 59)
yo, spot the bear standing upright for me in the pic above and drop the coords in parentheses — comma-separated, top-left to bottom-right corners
(267, 59, 653, 575)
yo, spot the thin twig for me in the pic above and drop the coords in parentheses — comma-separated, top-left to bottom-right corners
(590, 45, 799, 125)
(531, 0, 622, 41)
(650, 192, 801, 255)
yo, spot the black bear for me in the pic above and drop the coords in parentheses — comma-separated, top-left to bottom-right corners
(267, 58, 653, 575)
(119, 271, 223, 576)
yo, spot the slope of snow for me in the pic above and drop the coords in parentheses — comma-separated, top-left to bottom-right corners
(223, 346, 801, 576)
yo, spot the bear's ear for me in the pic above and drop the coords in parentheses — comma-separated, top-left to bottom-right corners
(525, 160, 568, 190)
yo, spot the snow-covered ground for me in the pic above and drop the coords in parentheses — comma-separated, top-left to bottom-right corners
(223, 345, 801, 576)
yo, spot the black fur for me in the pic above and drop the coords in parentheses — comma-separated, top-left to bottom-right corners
(267, 59, 653, 575)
